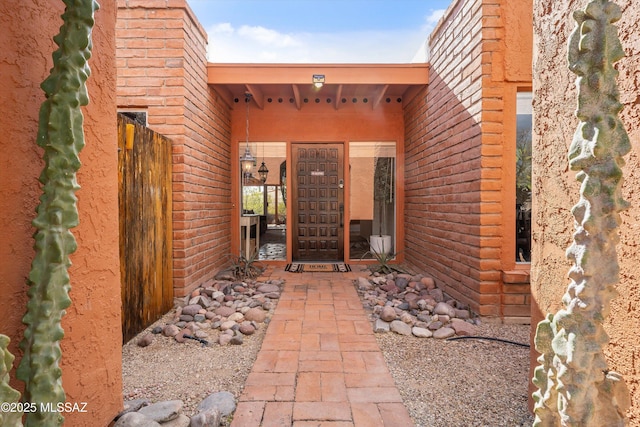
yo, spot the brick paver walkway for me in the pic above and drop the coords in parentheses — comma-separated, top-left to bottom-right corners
(231, 268, 415, 427)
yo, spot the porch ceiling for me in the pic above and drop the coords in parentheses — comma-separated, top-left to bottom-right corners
(207, 63, 429, 110)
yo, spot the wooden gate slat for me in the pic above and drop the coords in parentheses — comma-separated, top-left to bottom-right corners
(118, 114, 173, 343)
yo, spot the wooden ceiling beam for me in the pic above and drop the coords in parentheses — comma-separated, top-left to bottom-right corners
(334, 84, 343, 111)
(292, 84, 301, 110)
(372, 84, 390, 110)
(244, 84, 264, 109)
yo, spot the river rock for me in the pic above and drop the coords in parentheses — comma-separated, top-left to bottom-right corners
(374, 319, 390, 333)
(412, 327, 433, 338)
(138, 400, 182, 423)
(434, 302, 456, 317)
(239, 322, 256, 335)
(420, 276, 436, 290)
(215, 306, 236, 317)
(161, 414, 190, 427)
(163, 324, 180, 337)
(451, 318, 478, 336)
(114, 412, 161, 427)
(228, 312, 244, 322)
(257, 283, 279, 293)
(197, 391, 237, 417)
(182, 304, 202, 316)
(137, 333, 154, 347)
(433, 327, 456, 339)
(189, 410, 220, 427)
(244, 307, 267, 323)
(380, 306, 397, 322)
(390, 320, 412, 336)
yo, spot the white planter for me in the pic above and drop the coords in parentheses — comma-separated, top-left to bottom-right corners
(370, 235, 392, 255)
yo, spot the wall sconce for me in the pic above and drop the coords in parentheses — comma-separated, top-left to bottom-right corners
(313, 74, 325, 88)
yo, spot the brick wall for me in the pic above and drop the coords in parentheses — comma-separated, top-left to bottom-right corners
(404, 0, 532, 320)
(117, 0, 232, 297)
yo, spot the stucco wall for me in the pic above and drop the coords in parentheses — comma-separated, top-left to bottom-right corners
(405, 0, 532, 319)
(117, 0, 232, 297)
(532, 0, 640, 420)
(0, 1, 123, 425)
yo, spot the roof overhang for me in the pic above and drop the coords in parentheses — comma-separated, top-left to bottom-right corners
(207, 63, 429, 110)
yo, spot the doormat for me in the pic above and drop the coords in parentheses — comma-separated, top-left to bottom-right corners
(285, 263, 351, 273)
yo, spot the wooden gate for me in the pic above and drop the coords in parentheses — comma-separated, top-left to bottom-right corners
(118, 114, 173, 343)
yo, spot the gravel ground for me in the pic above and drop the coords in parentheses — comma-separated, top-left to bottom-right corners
(376, 322, 534, 427)
(122, 282, 535, 426)
(122, 311, 267, 425)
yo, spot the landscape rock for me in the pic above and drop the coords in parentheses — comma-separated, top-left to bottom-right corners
(390, 320, 412, 336)
(357, 276, 372, 290)
(433, 327, 456, 339)
(114, 412, 161, 427)
(163, 325, 180, 337)
(454, 309, 471, 319)
(197, 391, 237, 417)
(137, 400, 183, 423)
(182, 304, 202, 317)
(380, 306, 397, 322)
(434, 302, 456, 317)
(374, 319, 390, 333)
(137, 333, 154, 347)
(215, 306, 236, 317)
(244, 307, 267, 323)
(228, 312, 244, 322)
(162, 414, 190, 427)
(239, 322, 256, 335)
(257, 283, 279, 293)
(451, 318, 478, 336)
(189, 410, 220, 427)
(412, 327, 433, 338)
(230, 334, 244, 345)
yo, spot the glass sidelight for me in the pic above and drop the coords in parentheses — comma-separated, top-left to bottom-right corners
(349, 141, 397, 259)
(240, 142, 287, 261)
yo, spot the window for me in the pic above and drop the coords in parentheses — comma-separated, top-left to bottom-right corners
(516, 92, 532, 262)
(349, 142, 396, 259)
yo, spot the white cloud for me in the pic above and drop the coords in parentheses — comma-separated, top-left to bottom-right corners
(424, 9, 447, 30)
(237, 25, 302, 48)
(206, 22, 430, 63)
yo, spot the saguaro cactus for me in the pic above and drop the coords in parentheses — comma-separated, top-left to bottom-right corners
(15, 1, 99, 426)
(532, 1, 631, 426)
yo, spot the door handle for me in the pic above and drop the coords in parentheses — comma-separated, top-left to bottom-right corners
(339, 203, 344, 228)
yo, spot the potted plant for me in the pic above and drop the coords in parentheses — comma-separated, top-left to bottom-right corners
(370, 156, 394, 254)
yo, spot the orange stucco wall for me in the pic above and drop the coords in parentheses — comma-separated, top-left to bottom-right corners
(531, 0, 640, 419)
(404, 0, 532, 320)
(117, 0, 232, 297)
(0, 1, 123, 425)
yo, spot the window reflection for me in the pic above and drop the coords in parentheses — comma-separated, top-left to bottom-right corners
(516, 93, 532, 262)
(349, 142, 396, 260)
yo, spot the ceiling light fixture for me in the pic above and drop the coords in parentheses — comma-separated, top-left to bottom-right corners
(313, 74, 325, 88)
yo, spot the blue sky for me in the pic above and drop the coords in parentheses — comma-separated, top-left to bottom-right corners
(188, 0, 453, 63)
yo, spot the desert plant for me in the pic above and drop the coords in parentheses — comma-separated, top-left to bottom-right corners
(361, 241, 407, 275)
(228, 251, 264, 280)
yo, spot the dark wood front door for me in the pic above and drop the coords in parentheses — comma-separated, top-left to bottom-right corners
(292, 144, 344, 261)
